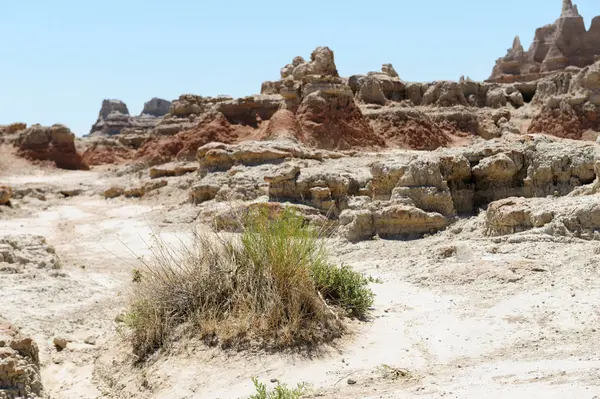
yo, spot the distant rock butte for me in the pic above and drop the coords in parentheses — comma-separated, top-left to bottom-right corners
(89, 97, 172, 136)
(488, 0, 600, 83)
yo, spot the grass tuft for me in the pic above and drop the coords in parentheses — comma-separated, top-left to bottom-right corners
(124, 207, 375, 359)
(248, 378, 307, 399)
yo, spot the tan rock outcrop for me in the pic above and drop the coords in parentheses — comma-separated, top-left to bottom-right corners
(0, 321, 44, 399)
(17, 124, 89, 170)
(486, 194, 600, 240)
(0, 235, 60, 273)
(0, 187, 11, 206)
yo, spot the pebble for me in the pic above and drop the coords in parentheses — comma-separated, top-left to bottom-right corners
(53, 337, 67, 350)
(84, 336, 97, 345)
(347, 378, 357, 385)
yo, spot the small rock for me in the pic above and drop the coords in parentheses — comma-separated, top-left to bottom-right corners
(270, 378, 278, 383)
(84, 336, 97, 345)
(347, 378, 357, 385)
(53, 337, 68, 350)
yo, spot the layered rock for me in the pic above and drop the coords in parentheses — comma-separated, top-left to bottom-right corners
(0, 321, 44, 399)
(0, 123, 27, 145)
(17, 124, 89, 170)
(89, 98, 172, 136)
(488, 0, 600, 83)
(261, 48, 385, 150)
(142, 98, 172, 117)
(362, 106, 453, 150)
(351, 65, 405, 105)
(295, 76, 385, 150)
(190, 136, 598, 242)
(528, 60, 600, 138)
(136, 112, 239, 166)
(485, 193, 600, 240)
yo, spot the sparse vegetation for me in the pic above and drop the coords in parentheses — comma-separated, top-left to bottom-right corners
(124, 208, 375, 359)
(248, 378, 307, 399)
(377, 364, 410, 380)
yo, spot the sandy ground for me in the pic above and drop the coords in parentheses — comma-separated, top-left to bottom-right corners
(1, 154, 600, 399)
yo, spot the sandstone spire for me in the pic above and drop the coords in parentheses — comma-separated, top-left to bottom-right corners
(513, 36, 522, 49)
(561, 0, 580, 17)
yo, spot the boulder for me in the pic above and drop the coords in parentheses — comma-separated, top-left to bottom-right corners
(0, 186, 11, 206)
(339, 204, 447, 241)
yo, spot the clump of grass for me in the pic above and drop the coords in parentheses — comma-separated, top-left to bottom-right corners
(124, 208, 375, 359)
(377, 364, 410, 380)
(248, 378, 307, 399)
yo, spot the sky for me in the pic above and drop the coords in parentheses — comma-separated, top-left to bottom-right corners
(1, 0, 598, 136)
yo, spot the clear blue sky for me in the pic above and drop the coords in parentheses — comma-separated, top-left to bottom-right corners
(1, 0, 597, 136)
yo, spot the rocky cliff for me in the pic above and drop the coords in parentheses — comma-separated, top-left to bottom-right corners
(489, 0, 600, 83)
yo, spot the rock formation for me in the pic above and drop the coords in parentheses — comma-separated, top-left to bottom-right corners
(191, 134, 598, 242)
(260, 47, 385, 150)
(0, 187, 11, 206)
(136, 112, 239, 166)
(0, 235, 61, 273)
(141, 97, 172, 117)
(17, 124, 89, 170)
(528, 59, 600, 138)
(0, 321, 44, 399)
(488, 0, 600, 83)
(89, 98, 172, 136)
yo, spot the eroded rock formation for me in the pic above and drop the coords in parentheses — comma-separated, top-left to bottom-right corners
(488, 0, 600, 83)
(191, 135, 598, 242)
(17, 124, 89, 170)
(0, 321, 43, 399)
(528, 59, 600, 138)
(89, 98, 172, 137)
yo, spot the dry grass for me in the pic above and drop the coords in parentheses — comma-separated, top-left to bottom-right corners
(124, 208, 374, 359)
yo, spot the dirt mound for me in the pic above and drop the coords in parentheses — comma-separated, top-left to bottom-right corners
(260, 109, 302, 141)
(82, 139, 136, 165)
(364, 108, 452, 150)
(136, 113, 239, 166)
(297, 91, 385, 150)
(528, 104, 583, 139)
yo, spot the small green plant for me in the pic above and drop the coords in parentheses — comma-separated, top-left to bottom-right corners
(311, 262, 375, 318)
(377, 364, 409, 380)
(131, 268, 142, 283)
(248, 378, 307, 399)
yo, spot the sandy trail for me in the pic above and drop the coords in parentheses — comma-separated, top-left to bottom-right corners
(2, 168, 600, 399)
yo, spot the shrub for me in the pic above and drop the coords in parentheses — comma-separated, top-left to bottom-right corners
(124, 208, 374, 359)
(248, 378, 307, 399)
